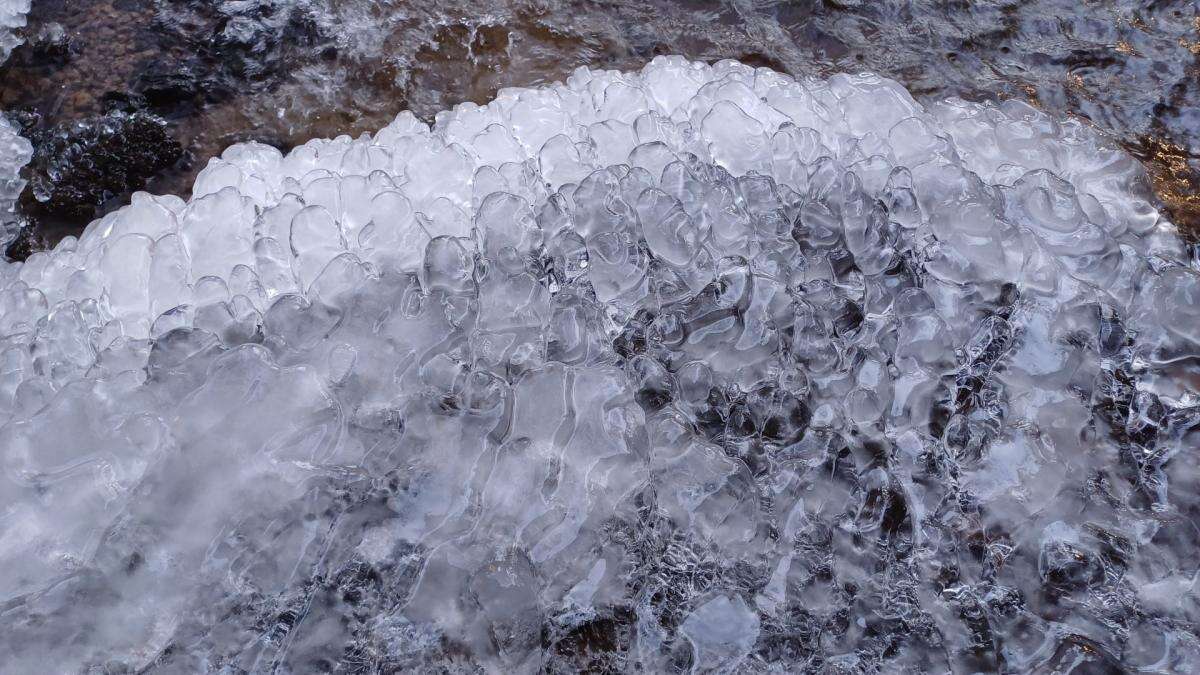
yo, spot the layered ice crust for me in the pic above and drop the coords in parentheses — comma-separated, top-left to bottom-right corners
(0, 57, 1197, 672)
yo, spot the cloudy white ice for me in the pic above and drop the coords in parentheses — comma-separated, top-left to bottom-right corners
(0, 57, 1197, 672)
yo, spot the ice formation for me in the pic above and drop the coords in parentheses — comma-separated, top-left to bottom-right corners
(0, 113, 31, 247)
(0, 0, 27, 62)
(0, 0, 30, 251)
(0, 57, 1198, 672)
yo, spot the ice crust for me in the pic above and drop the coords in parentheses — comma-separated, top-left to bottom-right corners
(0, 57, 1198, 672)
(0, 0, 29, 250)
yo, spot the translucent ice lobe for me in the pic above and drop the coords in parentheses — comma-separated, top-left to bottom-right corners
(0, 57, 1197, 673)
(680, 595, 760, 670)
(635, 187, 698, 266)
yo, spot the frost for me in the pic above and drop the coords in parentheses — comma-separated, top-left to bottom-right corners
(0, 57, 1197, 672)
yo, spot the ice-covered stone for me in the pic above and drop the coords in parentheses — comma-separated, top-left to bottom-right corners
(0, 0, 31, 253)
(0, 56, 1196, 673)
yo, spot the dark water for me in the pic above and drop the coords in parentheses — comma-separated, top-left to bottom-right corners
(0, 0, 1197, 252)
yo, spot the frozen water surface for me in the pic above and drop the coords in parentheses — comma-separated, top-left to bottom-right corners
(0, 57, 1197, 672)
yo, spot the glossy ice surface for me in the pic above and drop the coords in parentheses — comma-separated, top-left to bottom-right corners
(0, 57, 1197, 673)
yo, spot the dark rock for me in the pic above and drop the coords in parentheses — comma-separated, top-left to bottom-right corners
(25, 110, 183, 223)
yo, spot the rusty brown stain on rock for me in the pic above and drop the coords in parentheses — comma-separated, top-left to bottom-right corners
(1131, 136, 1200, 241)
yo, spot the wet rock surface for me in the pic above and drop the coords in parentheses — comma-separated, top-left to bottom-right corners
(0, 0, 1197, 252)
